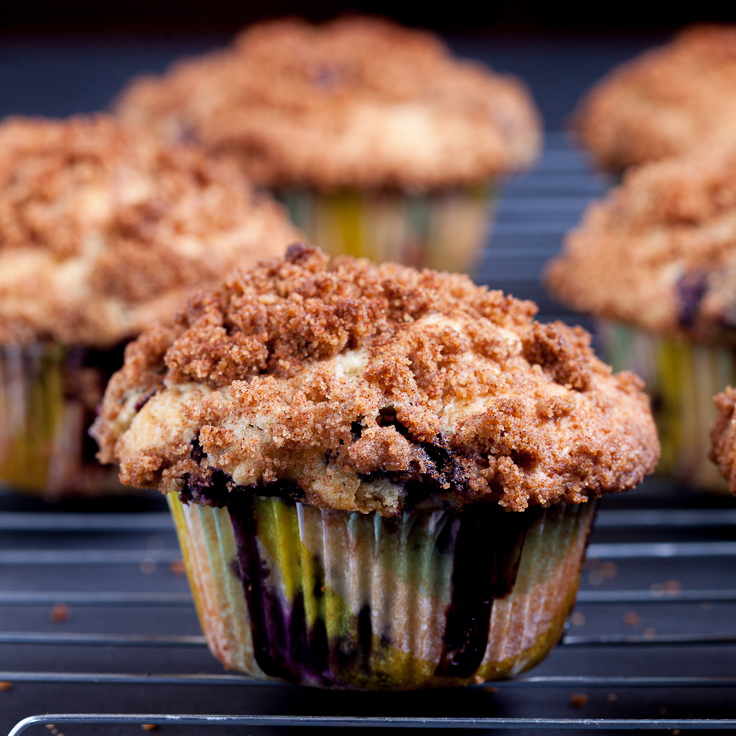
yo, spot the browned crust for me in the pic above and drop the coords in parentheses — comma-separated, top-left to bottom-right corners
(115, 16, 542, 190)
(0, 115, 300, 347)
(711, 387, 736, 494)
(574, 25, 736, 172)
(93, 245, 659, 515)
(546, 148, 736, 342)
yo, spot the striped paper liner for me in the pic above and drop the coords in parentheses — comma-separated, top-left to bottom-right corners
(280, 185, 495, 273)
(169, 493, 595, 690)
(0, 343, 123, 498)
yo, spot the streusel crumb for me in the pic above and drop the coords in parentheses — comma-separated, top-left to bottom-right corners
(546, 148, 736, 343)
(94, 245, 658, 515)
(0, 115, 299, 347)
(575, 25, 736, 171)
(710, 387, 736, 494)
(116, 17, 541, 190)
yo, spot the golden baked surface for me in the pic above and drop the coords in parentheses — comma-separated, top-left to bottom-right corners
(711, 387, 736, 494)
(0, 115, 299, 347)
(115, 17, 542, 190)
(93, 245, 659, 515)
(575, 25, 736, 171)
(546, 148, 736, 342)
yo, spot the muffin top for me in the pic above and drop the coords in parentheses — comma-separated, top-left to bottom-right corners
(93, 245, 658, 516)
(546, 148, 736, 343)
(0, 115, 299, 348)
(574, 25, 736, 171)
(115, 17, 542, 191)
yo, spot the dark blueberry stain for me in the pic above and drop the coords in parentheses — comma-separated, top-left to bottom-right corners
(357, 430, 469, 510)
(181, 469, 230, 508)
(376, 406, 410, 437)
(370, 409, 472, 504)
(435, 504, 541, 678)
(251, 479, 306, 502)
(228, 492, 334, 686)
(357, 604, 373, 672)
(180, 469, 306, 508)
(190, 434, 207, 464)
(676, 271, 708, 328)
(133, 388, 158, 413)
(309, 615, 330, 675)
(350, 418, 364, 441)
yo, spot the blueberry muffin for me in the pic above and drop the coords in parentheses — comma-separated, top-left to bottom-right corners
(93, 245, 658, 689)
(546, 147, 736, 490)
(710, 388, 736, 491)
(0, 114, 299, 498)
(115, 16, 542, 272)
(574, 25, 736, 173)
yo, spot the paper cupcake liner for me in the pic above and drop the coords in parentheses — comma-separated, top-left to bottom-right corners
(597, 320, 736, 492)
(168, 492, 596, 690)
(280, 186, 496, 273)
(0, 342, 125, 498)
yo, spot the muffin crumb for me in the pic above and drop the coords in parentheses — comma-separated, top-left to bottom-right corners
(575, 25, 736, 171)
(50, 603, 70, 623)
(547, 148, 736, 342)
(116, 16, 541, 190)
(570, 693, 589, 708)
(94, 247, 659, 515)
(0, 115, 298, 347)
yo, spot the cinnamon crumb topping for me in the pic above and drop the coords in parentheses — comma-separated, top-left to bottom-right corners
(575, 25, 736, 171)
(711, 387, 736, 494)
(546, 148, 736, 342)
(0, 115, 299, 347)
(94, 246, 659, 515)
(116, 17, 541, 190)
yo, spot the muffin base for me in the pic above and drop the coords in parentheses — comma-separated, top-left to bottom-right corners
(168, 492, 596, 690)
(280, 186, 495, 273)
(0, 342, 126, 498)
(597, 320, 735, 493)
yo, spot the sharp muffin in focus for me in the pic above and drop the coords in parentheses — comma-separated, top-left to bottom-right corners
(573, 25, 736, 173)
(115, 16, 542, 272)
(93, 244, 658, 690)
(546, 148, 736, 491)
(0, 114, 299, 498)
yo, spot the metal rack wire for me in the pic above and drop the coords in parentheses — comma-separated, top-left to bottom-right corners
(2, 137, 736, 734)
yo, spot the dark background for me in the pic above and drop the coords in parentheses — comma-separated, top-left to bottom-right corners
(0, 2, 734, 133)
(0, 0, 735, 32)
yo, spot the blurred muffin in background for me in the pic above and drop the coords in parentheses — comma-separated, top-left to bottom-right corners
(710, 388, 736, 493)
(546, 147, 736, 491)
(573, 25, 736, 174)
(92, 244, 657, 690)
(115, 16, 542, 273)
(0, 114, 299, 499)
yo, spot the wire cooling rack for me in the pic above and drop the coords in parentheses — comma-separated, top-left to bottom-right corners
(1, 132, 736, 735)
